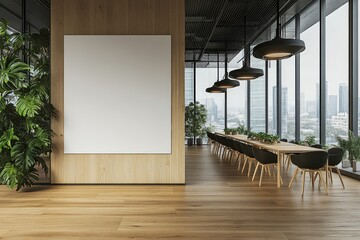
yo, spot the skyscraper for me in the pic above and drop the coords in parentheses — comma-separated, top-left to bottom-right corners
(272, 86, 288, 134)
(328, 95, 338, 118)
(339, 83, 348, 113)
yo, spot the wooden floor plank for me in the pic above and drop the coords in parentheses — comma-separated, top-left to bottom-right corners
(0, 146, 359, 239)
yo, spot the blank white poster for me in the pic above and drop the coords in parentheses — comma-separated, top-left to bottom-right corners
(64, 35, 171, 154)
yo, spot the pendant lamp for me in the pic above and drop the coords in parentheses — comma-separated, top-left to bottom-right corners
(252, 0, 305, 60)
(229, 16, 264, 80)
(206, 53, 226, 93)
(215, 45, 240, 89)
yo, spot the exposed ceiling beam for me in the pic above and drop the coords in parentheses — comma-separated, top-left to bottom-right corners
(197, 0, 229, 61)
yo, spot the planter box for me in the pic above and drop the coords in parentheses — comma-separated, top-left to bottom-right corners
(353, 161, 360, 172)
(196, 138, 203, 146)
(342, 159, 352, 168)
(187, 138, 194, 146)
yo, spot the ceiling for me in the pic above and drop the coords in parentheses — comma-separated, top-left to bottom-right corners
(185, 0, 301, 67)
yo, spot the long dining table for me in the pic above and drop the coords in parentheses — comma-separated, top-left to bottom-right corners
(217, 133, 327, 188)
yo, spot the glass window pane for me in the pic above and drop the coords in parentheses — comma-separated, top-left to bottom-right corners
(326, 1, 349, 144)
(300, 1, 320, 142)
(268, 61, 277, 135)
(196, 66, 225, 132)
(185, 64, 194, 106)
(281, 20, 296, 140)
(250, 56, 266, 132)
(228, 51, 247, 128)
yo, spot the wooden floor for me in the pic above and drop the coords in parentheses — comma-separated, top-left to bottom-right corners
(1, 146, 360, 239)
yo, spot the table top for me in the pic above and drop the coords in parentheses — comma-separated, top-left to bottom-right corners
(218, 133, 326, 154)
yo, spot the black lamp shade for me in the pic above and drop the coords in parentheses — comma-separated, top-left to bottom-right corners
(206, 85, 226, 93)
(253, 36, 305, 60)
(215, 77, 240, 88)
(229, 66, 264, 80)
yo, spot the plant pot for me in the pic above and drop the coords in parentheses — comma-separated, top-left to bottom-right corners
(196, 138, 203, 146)
(353, 161, 360, 172)
(342, 159, 351, 168)
(187, 138, 194, 146)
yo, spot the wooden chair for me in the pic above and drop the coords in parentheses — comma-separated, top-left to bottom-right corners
(288, 151, 328, 196)
(252, 147, 282, 186)
(240, 143, 257, 177)
(327, 147, 345, 189)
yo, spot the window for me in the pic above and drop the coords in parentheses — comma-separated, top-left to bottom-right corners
(250, 55, 266, 132)
(268, 60, 277, 135)
(300, 1, 320, 142)
(227, 50, 247, 128)
(326, 1, 349, 144)
(281, 20, 296, 140)
(185, 64, 194, 106)
(196, 66, 225, 132)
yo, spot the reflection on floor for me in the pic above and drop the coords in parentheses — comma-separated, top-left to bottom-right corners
(0, 145, 359, 239)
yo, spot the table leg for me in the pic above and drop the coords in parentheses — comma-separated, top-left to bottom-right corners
(325, 161, 328, 188)
(277, 152, 282, 188)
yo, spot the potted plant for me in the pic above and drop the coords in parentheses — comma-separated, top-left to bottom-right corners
(185, 122, 194, 146)
(0, 20, 56, 190)
(224, 128, 231, 135)
(185, 101, 207, 146)
(300, 135, 316, 146)
(336, 131, 360, 171)
(236, 124, 247, 135)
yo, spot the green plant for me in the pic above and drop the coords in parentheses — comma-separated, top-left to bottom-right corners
(336, 131, 360, 162)
(185, 101, 207, 139)
(246, 131, 279, 144)
(236, 124, 247, 135)
(0, 20, 56, 190)
(300, 135, 316, 146)
(224, 128, 231, 135)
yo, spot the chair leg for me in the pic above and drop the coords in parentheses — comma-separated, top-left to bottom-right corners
(267, 166, 272, 177)
(335, 167, 345, 189)
(311, 172, 315, 190)
(329, 168, 333, 183)
(286, 156, 292, 173)
(318, 171, 328, 194)
(242, 157, 248, 173)
(248, 160, 252, 177)
(288, 168, 299, 188)
(272, 165, 276, 178)
(237, 155, 242, 171)
(252, 162, 260, 181)
(259, 165, 264, 187)
(301, 170, 306, 196)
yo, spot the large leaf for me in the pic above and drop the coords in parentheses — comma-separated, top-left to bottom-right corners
(0, 163, 39, 191)
(0, 127, 19, 152)
(11, 142, 37, 171)
(0, 57, 30, 91)
(0, 163, 23, 190)
(16, 95, 42, 117)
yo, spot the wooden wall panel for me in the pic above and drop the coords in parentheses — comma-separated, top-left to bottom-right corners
(51, 0, 185, 184)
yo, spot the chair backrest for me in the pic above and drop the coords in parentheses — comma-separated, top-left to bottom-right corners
(291, 151, 328, 169)
(252, 147, 277, 164)
(234, 141, 243, 153)
(241, 142, 254, 158)
(311, 144, 323, 149)
(280, 139, 288, 142)
(289, 140, 300, 145)
(206, 131, 211, 139)
(328, 147, 344, 166)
